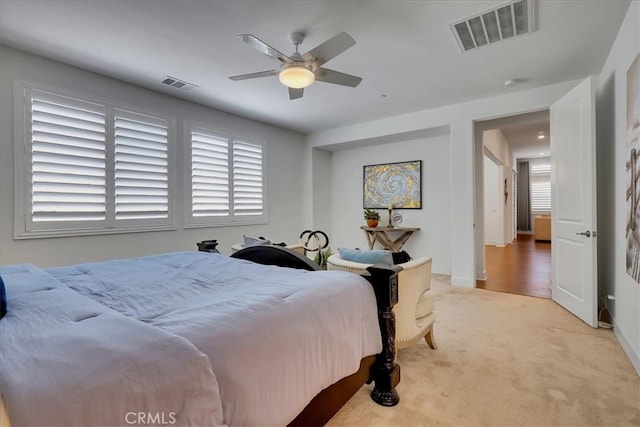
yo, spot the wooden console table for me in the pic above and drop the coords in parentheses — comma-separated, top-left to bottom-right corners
(360, 226, 420, 252)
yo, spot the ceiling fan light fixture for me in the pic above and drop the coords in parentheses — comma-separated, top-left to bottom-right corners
(279, 65, 315, 89)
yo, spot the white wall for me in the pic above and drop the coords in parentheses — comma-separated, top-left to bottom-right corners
(596, 1, 639, 374)
(311, 148, 333, 236)
(329, 135, 452, 275)
(483, 155, 500, 246)
(483, 129, 514, 246)
(0, 45, 307, 267)
(308, 80, 577, 286)
(484, 129, 513, 169)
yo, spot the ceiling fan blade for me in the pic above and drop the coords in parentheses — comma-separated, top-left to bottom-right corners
(229, 70, 279, 81)
(238, 34, 291, 65)
(302, 32, 356, 66)
(289, 87, 304, 100)
(315, 68, 362, 87)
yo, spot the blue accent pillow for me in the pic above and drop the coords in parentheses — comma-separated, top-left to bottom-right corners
(338, 248, 394, 265)
(0, 274, 6, 320)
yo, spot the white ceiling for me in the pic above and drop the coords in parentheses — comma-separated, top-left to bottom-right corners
(479, 110, 551, 159)
(0, 0, 630, 135)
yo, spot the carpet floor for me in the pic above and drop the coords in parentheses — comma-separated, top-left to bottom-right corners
(328, 274, 640, 427)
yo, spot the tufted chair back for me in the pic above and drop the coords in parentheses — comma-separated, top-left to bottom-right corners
(327, 254, 436, 350)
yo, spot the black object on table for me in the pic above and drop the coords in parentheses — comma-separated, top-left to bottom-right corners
(197, 240, 220, 254)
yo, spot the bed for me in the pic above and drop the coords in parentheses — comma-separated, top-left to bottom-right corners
(0, 246, 400, 426)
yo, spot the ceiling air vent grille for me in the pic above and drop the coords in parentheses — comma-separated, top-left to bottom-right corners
(450, 0, 535, 52)
(161, 76, 198, 91)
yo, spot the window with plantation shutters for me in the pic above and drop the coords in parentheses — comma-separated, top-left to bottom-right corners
(114, 110, 169, 221)
(233, 140, 263, 216)
(30, 91, 107, 224)
(16, 84, 175, 238)
(186, 124, 266, 226)
(191, 131, 229, 217)
(530, 161, 551, 212)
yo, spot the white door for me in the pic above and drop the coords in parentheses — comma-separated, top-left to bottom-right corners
(550, 76, 598, 327)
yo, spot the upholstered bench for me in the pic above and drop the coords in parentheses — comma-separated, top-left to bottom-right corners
(327, 253, 436, 350)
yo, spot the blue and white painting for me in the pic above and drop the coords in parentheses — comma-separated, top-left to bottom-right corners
(363, 160, 421, 209)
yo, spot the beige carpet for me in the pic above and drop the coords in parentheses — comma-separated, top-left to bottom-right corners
(328, 275, 640, 427)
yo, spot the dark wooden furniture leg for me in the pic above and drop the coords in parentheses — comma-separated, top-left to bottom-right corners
(365, 264, 401, 406)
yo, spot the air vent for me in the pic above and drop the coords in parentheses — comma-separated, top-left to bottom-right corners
(161, 76, 198, 91)
(450, 0, 535, 52)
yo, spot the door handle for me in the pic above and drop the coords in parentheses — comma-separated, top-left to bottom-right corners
(576, 231, 591, 237)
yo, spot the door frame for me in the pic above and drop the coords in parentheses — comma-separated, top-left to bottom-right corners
(472, 108, 550, 286)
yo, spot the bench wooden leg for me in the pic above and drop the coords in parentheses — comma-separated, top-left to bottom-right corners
(424, 326, 437, 349)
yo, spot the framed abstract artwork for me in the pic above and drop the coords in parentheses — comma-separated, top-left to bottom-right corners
(363, 160, 422, 209)
(626, 52, 640, 283)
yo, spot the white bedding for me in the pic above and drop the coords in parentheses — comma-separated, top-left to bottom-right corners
(2, 252, 381, 426)
(0, 263, 224, 427)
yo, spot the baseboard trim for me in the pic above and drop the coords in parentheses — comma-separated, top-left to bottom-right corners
(613, 321, 640, 377)
(432, 265, 451, 275)
(451, 276, 475, 288)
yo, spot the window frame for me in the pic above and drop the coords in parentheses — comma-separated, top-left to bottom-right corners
(183, 120, 268, 228)
(14, 81, 177, 239)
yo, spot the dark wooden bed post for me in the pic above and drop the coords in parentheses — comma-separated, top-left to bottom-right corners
(365, 264, 401, 406)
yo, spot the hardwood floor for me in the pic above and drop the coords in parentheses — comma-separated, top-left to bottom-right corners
(476, 234, 551, 299)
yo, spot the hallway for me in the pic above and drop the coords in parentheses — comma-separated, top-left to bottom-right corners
(477, 234, 551, 299)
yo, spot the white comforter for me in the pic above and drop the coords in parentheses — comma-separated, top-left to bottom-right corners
(0, 263, 224, 427)
(3, 251, 381, 426)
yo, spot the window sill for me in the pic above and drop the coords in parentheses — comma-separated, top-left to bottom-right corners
(14, 225, 178, 240)
(184, 219, 268, 229)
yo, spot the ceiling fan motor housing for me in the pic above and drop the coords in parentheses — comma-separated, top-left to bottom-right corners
(290, 32, 306, 46)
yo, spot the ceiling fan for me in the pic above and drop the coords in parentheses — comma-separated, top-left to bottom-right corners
(229, 32, 362, 100)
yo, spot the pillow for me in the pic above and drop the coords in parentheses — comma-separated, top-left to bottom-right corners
(392, 250, 412, 265)
(337, 248, 394, 265)
(243, 235, 271, 247)
(0, 274, 6, 320)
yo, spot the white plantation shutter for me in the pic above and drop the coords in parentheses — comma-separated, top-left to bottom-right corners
(17, 84, 175, 238)
(114, 111, 169, 220)
(186, 124, 266, 226)
(232, 140, 263, 216)
(531, 181, 551, 210)
(191, 131, 229, 217)
(530, 162, 551, 212)
(30, 91, 106, 222)
(530, 163, 551, 174)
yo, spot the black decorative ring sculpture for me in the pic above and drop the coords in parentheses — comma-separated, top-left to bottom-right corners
(299, 230, 330, 267)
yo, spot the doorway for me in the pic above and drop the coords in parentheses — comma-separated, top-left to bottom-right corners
(474, 110, 552, 299)
(477, 234, 551, 298)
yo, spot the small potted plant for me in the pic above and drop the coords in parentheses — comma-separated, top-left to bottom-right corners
(314, 248, 333, 270)
(364, 208, 380, 227)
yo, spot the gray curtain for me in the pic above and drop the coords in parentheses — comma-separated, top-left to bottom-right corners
(517, 161, 531, 231)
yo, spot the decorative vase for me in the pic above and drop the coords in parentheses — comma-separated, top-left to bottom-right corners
(366, 219, 379, 227)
